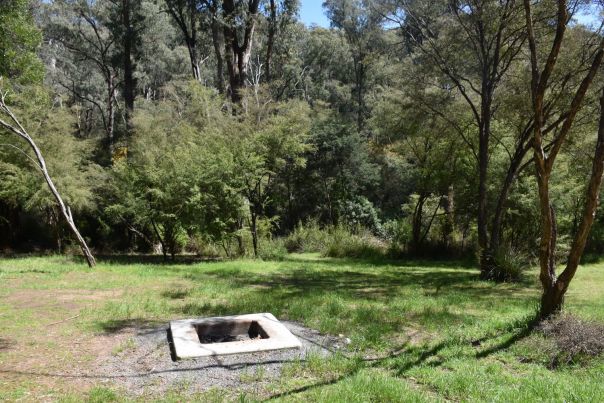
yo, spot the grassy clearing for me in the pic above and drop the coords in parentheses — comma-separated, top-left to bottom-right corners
(1, 253, 603, 401)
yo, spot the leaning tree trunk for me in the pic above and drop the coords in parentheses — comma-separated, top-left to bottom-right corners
(540, 88, 604, 318)
(523, 0, 604, 318)
(0, 96, 96, 267)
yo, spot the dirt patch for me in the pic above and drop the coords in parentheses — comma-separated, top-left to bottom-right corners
(98, 321, 344, 397)
(0, 337, 15, 350)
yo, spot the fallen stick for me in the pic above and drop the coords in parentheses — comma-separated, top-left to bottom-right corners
(47, 314, 81, 326)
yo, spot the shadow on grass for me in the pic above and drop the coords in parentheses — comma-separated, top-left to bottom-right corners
(192, 259, 534, 307)
(0, 337, 15, 350)
(95, 254, 222, 266)
(266, 314, 538, 400)
(0, 314, 538, 400)
(94, 319, 165, 334)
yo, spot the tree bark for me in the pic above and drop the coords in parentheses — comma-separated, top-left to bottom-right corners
(122, 0, 136, 131)
(523, 0, 604, 318)
(411, 193, 427, 253)
(151, 219, 167, 261)
(250, 206, 258, 257)
(540, 88, 604, 318)
(166, 0, 202, 82)
(209, 2, 225, 93)
(222, 0, 260, 103)
(488, 138, 532, 255)
(264, 0, 276, 82)
(0, 97, 96, 267)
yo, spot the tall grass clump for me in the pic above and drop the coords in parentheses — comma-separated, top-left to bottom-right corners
(484, 246, 530, 282)
(284, 219, 330, 253)
(323, 226, 386, 259)
(257, 237, 288, 261)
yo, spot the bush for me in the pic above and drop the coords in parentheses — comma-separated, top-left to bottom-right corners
(284, 219, 330, 253)
(338, 196, 384, 236)
(538, 314, 604, 368)
(185, 235, 222, 258)
(323, 226, 386, 259)
(483, 247, 529, 282)
(257, 237, 288, 261)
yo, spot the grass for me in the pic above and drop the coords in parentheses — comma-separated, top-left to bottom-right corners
(0, 253, 604, 401)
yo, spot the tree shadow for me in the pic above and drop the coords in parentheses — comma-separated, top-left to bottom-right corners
(0, 337, 15, 350)
(94, 319, 165, 335)
(95, 254, 222, 266)
(265, 314, 539, 400)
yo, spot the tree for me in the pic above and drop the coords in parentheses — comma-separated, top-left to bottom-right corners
(391, 0, 527, 277)
(222, 0, 261, 103)
(165, 0, 206, 82)
(233, 95, 311, 256)
(45, 0, 121, 154)
(325, 0, 384, 131)
(108, 0, 145, 132)
(0, 0, 43, 83)
(0, 88, 96, 267)
(523, 0, 604, 318)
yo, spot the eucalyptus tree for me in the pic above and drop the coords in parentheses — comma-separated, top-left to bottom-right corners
(44, 0, 122, 153)
(324, 0, 385, 132)
(164, 0, 208, 82)
(263, 0, 299, 81)
(107, 0, 145, 129)
(387, 0, 532, 278)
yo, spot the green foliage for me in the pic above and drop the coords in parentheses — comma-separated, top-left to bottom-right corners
(0, 0, 43, 83)
(489, 247, 530, 283)
(323, 226, 385, 259)
(257, 237, 288, 261)
(338, 196, 383, 236)
(284, 219, 330, 253)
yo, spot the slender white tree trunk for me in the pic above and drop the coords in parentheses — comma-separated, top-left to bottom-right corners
(0, 92, 96, 267)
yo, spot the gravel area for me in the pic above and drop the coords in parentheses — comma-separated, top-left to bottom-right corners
(99, 320, 346, 396)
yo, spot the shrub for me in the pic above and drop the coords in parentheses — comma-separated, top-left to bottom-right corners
(538, 314, 604, 368)
(284, 219, 330, 253)
(338, 196, 384, 236)
(483, 247, 530, 282)
(323, 226, 386, 259)
(257, 237, 288, 261)
(185, 235, 222, 258)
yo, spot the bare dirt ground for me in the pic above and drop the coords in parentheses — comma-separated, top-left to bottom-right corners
(1, 284, 343, 400)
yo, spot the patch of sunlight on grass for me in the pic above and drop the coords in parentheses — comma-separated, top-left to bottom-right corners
(2, 253, 604, 401)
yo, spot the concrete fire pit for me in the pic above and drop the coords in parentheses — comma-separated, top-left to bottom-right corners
(170, 313, 302, 359)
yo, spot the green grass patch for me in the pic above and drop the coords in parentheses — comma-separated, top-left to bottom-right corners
(1, 253, 604, 401)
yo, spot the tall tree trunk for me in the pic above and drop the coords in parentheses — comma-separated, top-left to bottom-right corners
(0, 99, 96, 267)
(122, 0, 136, 132)
(411, 193, 427, 253)
(443, 185, 455, 249)
(489, 142, 531, 254)
(477, 120, 490, 276)
(186, 37, 201, 82)
(210, 4, 225, 93)
(264, 0, 276, 81)
(250, 207, 258, 258)
(523, 0, 604, 318)
(165, 0, 202, 82)
(222, 0, 260, 103)
(152, 219, 167, 261)
(107, 73, 116, 154)
(540, 89, 604, 317)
